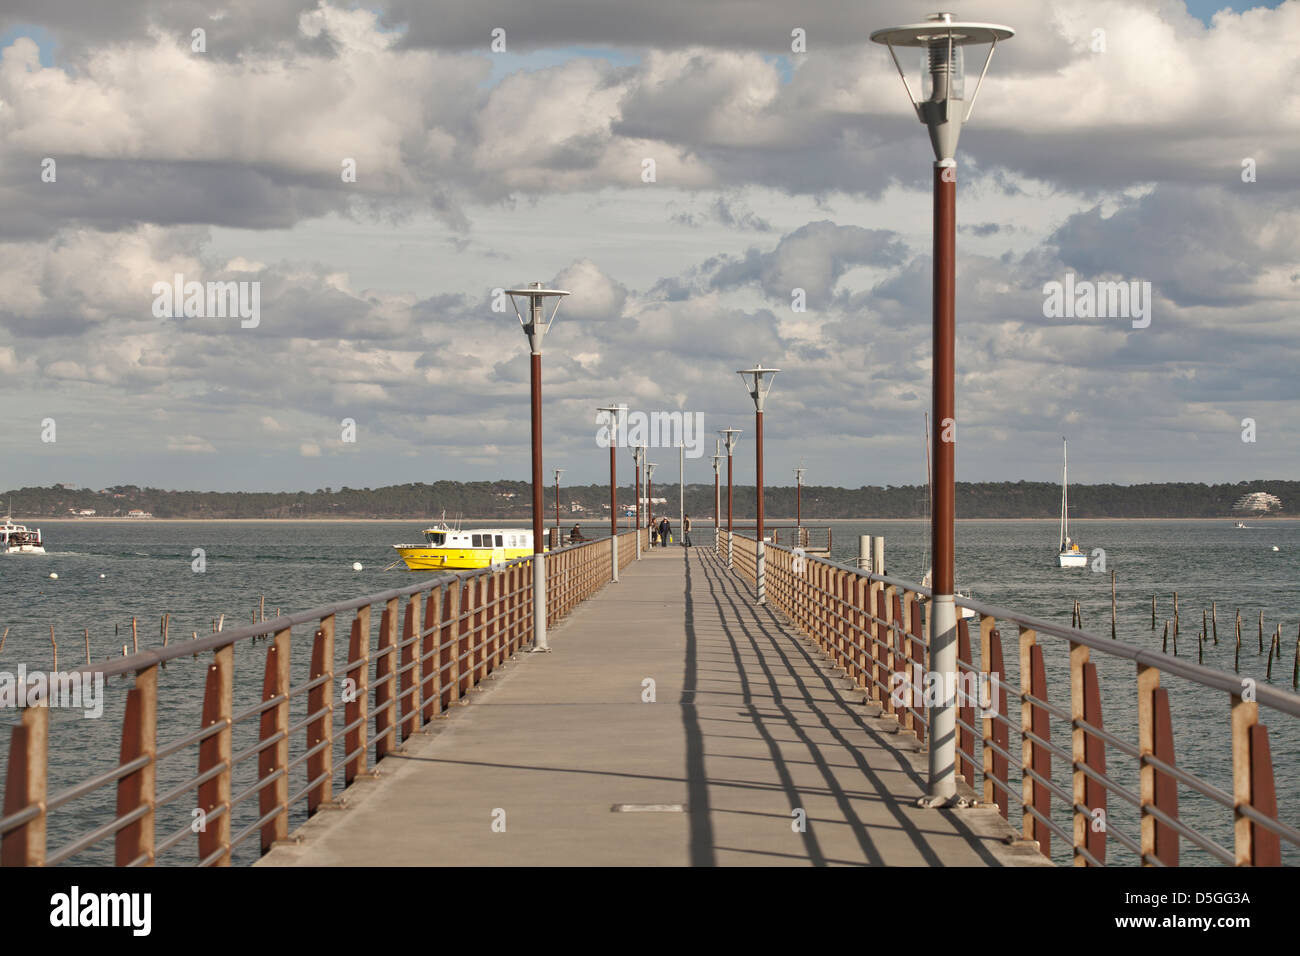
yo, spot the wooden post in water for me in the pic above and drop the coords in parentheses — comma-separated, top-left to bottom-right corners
(1162, 620, 1168, 654)
(1151, 594, 1156, 629)
(1266, 626, 1278, 680)
(1293, 623, 1299, 690)
(49, 625, 58, 671)
(1110, 570, 1117, 639)
(1173, 593, 1179, 651)
(1198, 620, 1203, 664)
(84, 628, 90, 665)
(1235, 613, 1241, 672)
(0, 626, 7, 654)
(1212, 602, 1218, 644)
(1258, 610, 1263, 653)
(162, 613, 169, 647)
(131, 617, 138, 654)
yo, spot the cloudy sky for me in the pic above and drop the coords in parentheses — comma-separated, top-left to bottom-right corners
(0, 0, 1296, 492)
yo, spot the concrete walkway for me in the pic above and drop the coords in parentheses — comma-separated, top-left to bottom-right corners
(261, 544, 1047, 867)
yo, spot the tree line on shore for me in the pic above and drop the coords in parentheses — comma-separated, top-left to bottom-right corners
(4, 479, 1291, 520)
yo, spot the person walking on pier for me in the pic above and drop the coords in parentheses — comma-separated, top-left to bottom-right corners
(683, 514, 692, 548)
(648, 517, 658, 548)
(658, 516, 671, 546)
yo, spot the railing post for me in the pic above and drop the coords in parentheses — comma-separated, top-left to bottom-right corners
(985, 625, 1009, 818)
(259, 626, 291, 853)
(1230, 696, 1280, 866)
(1069, 640, 1088, 865)
(1137, 665, 1179, 865)
(400, 598, 420, 741)
(957, 618, 975, 787)
(1020, 628, 1050, 853)
(344, 607, 370, 783)
(1082, 659, 1107, 865)
(115, 663, 158, 865)
(197, 643, 233, 865)
(442, 581, 461, 709)
(307, 615, 335, 815)
(1, 703, 48, 866)
(458, 578, 473, 699)
(374, 598, 398, 761)
(908, 593, 926, 744)
(422, 588, 442, 721)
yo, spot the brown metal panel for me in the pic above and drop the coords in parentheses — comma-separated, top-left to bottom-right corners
(307, 616, 334, 814)
(114, 690, 144, 865)
(1152, 686, 1179, 865)
(1029, 642, 1051, 855)
(989, 628, 1009, 818)
(957, 618, 975, 787)
(1248, 723, 1281, 866)
(197, 647, 232, 865)
(458, 580, 472, 698)
(422, 588, 441, 721)
(910, 596, 926, 743)
(1, 706, 48, 866)
(399, 599, 417, 741)
(374, 604, 395, 761)
(259, 629, 291, 853)
(344, 612, 368, 782)
(1082, 661, 1107, 865)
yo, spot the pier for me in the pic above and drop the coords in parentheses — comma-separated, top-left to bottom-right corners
(2, 530, 1296, 867)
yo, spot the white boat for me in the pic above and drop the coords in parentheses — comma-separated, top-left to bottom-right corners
(1056, 439, 1087, 568)
(1236, 522, 1249, 529)
(1, 515, 46, 554)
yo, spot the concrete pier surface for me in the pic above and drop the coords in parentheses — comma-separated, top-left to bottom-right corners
(260, 545, 1047, 867)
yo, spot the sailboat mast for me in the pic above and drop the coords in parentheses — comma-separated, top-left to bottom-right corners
(1060, 439, 1068, 550)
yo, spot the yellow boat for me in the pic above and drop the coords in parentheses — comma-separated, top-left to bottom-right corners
(393, 525, 538, 570)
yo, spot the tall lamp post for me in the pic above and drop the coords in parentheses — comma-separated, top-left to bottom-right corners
(646, 462, 657, 543)
(738, 364, 778, 604)
(711, 440, 723, 545)
(872, 11, 1013, 806)
(507, 281, 570, 653)
(631, 443, 645, 560)
(719, 427, 740, 567)
(553, 468, 564, 533)
(795, 463, 806, 529)
(598, 404, 623, 583)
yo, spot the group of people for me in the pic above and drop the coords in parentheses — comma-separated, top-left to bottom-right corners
(649, 514, 692, 548)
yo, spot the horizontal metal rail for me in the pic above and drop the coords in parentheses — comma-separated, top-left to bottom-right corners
(0, 531, 636, 866)
(725, 531, 1300, 867)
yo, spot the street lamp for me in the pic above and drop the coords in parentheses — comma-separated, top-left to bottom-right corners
(553, 468, 564, 532)
(872, 11, 1013, 807)
(597, 403, 623, 583)
(719, 426, 741, 567)
(737, 362, 778, 605)
(795, 463, 806, 530)
(711, 440, 723, 541)
(646, 462, 657, 545)
(506, 281, 570, 653)
(631, 443, 645, 559)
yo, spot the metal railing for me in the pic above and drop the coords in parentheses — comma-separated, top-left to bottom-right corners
(0, 532, 634, 866)
(727, 533, 1299, 866)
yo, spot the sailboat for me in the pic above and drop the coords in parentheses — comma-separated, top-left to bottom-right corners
(1055, 439, 1087, 568)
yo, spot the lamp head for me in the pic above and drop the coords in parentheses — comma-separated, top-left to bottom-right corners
(505, 281, 571, 354)
(870, 12, 1014, 163)
(737, 363, 780, 413)
(719, 426, 742, 454)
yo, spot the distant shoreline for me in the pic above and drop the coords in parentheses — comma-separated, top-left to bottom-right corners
(31, 516, 1290, 523)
